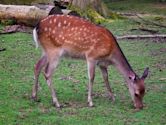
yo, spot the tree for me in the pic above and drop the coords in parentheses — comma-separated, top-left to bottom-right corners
(66, 0, 109, 17)
(0, 0, 109, 26)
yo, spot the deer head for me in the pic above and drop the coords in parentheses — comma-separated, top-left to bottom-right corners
(128, 67, 149, 109)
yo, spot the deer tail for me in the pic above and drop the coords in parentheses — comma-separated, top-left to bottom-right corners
(33, 27, 39, 49)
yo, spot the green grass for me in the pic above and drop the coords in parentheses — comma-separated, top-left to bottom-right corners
(103, 0, 166, 35)
(0, 1, 166, 124)
(0, 31, 166, 125)
(104, 0, 166, 15)
(103, 18, 166, 36)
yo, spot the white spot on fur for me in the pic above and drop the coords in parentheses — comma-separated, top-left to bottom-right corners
(71, 28, 74, 31)
(97, 38, 100, 42)
(83, 28, 87, 31)
(58, 22, 61, 27)
(49, 20, 52, 24)
(65, 40, 71, 44)
(69, 22, 71, 25)
(44, 27, 48, 31)
(68, 34, 72, 37)
(59, 34, 62, 38)
(54, 18, 56, 23)
(64, 20, 67, 25)
(62, 37, 65, 40)
(87, 29, 90, 33)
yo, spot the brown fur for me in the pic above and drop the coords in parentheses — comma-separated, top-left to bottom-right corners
(32, 15, 149, 109)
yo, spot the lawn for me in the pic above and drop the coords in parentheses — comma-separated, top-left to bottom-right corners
(104, 0, 166, 15)
(0, 0, 166, 125)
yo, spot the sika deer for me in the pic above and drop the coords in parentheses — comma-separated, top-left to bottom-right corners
(31, 15, 149, 110)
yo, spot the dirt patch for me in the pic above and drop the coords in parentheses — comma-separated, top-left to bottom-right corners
(63, 101, 86, 108)
(59, 75, 80, 84)
(0, 25, 32, 34)
(159, 48, 166, 52)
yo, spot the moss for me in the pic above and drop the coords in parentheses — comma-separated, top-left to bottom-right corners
(86, 8, 106, 24)
(68, 5, 85, 17)
(68, 5, 107, 24)
(68, 4, 123, 24)
(109, 11, 125, 19)
(0, 19, 16, 25)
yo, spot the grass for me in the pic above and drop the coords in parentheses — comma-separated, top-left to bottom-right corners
(103, 0, 166, 35)
(104, 0, 166, 15)
(0, 32, 166, 125)
(0, 0, 166, 125)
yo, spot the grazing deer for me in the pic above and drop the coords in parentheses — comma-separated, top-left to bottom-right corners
(32, 15, 149, 110)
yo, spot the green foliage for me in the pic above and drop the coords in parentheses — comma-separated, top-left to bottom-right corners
(0, 19, 16, 25)
(86, 8, 106, 24)
(68, 5, 107, 24)
(108, 11, 124, 20)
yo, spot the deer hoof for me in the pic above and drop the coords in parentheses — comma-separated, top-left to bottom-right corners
(88, 102, 94, 107)
(52, 102, 62, 109)
(110, 96, 115, 102)
(31, 95, 37, 101)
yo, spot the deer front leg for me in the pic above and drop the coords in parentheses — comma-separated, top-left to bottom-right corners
(87, 59, 96, 107)
(99, 66, 115, 102)
(32, 55, 47, 101)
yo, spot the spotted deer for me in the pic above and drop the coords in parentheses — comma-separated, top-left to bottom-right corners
(32, 15, 149, 110)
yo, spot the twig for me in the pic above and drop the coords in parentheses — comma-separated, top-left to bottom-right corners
(159, 78, 166, 81)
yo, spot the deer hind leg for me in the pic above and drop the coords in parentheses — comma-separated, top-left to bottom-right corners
(87, 59, 96, 107)
(44, 50, 62, 108)
(99, 66, 115, 102)
(32, 55, 47, 101)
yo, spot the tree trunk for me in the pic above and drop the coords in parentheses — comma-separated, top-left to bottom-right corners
(71, 0, 89, 10)
(70, 0, 109, 17)
(0, 4, 50, 26)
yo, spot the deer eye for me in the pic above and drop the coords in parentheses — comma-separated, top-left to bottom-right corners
(140, 89, 145, 95)
(135, 93, 139, 97)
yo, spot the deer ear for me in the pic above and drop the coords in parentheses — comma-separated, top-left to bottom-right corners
(141, 67, 149, 80)
(129, 71, 136, 81)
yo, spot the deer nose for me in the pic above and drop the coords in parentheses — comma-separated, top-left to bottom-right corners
(138, 105, 143, 109)
(135, 103, 143, 110)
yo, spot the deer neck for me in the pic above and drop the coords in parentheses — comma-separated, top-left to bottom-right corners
(110, 43, 136, 100)
(111, 44, 134, 82)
